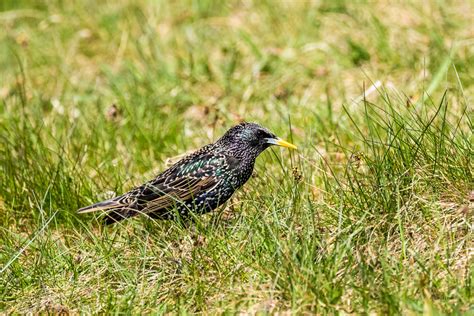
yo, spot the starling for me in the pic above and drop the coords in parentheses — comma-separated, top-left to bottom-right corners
(77, 122, 297, 224)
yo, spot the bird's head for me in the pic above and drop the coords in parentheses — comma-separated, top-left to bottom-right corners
(216, 122, 297, 159)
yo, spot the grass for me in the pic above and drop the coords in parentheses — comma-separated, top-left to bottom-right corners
(0, 0, 473, 313)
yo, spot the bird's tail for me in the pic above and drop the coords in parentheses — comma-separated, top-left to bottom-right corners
(77, 199, 137, 225)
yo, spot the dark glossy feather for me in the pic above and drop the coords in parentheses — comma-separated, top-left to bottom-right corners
(77, 122, 295, 224)
(79, 150, 235, 224)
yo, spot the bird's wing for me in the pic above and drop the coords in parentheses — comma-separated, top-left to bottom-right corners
(123, 153, 231, 213)
(78, 153, 232, 214)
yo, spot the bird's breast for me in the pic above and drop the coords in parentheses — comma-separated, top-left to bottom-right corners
(228, 160, 255, 189)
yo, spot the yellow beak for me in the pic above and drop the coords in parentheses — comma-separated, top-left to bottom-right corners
(266, 137, 297, 150)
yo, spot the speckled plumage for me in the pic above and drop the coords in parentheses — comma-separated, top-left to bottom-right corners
(77, 122, 296, 224)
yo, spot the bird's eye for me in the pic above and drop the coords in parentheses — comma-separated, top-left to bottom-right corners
(257, 129, 269, 139)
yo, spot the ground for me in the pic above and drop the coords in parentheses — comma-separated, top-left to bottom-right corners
(0, 0, 472, 314)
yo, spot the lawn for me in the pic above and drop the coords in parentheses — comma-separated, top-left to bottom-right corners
(0, 0, 472, 313)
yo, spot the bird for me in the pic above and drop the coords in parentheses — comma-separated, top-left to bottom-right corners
(77, 122, 297, 224)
